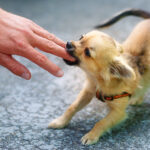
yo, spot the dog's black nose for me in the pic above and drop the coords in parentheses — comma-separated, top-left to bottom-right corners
(66, 41, 75, 56)
(66, 42, 74, 51)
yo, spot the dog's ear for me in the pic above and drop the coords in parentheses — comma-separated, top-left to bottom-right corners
(109, 57, 135, 79)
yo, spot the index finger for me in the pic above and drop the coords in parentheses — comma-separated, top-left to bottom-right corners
(31, 35, 75, 61)
(31, 24, 66, 48)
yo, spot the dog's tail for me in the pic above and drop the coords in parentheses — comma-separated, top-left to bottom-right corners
(95, 8, 150, 29)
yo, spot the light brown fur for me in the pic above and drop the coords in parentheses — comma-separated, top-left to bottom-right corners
(49, 19, 150, 145)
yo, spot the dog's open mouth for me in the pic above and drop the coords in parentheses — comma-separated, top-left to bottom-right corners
(63, 42, 80, 66)
(63, 56, 79, 66)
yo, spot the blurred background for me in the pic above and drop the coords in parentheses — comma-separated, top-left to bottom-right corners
(0, 0, 150, 150)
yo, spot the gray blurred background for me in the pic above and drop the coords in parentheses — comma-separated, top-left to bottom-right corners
(0, 0, 150, 150)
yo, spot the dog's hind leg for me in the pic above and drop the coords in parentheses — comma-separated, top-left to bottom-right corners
(129, 79, 150, 105)
(48, 79, 96, 129)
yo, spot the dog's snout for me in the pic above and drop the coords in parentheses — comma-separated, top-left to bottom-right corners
(66, 41, 75, 57)
(66, 42, 74, 51)
(64, 41, 80, 65)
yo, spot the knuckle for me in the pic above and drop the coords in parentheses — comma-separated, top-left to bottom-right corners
(18, 27, 31, 37)
(15, 40, 27, 50)
(9, 32, 18, 40)
(10, 63, 18, 73)
(21, 28, 31, 36)
(46, 41, 55, 49)
(48, 33, 55, 41)
(36, 54, 47, 64)
(9, 33, 28, 50)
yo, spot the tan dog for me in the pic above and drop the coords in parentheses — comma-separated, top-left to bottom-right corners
(49, 9, 150, 145)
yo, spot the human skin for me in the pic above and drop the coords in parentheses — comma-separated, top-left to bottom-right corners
(0, 8, 74, 79)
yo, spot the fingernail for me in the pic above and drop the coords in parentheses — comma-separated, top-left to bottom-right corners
(56, 70, 64, 77)
(21, 72, 30, 80)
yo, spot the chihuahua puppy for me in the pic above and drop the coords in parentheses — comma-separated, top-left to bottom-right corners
(49, 9, 150, 145)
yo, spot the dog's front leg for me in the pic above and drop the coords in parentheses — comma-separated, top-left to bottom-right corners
(48, 79, 96, 129)
(81, 97, 129, 145)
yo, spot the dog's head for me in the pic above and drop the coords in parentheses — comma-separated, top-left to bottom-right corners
(64, 30, 135, 81)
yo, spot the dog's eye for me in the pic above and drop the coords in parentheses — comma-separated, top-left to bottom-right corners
(84, 48, 91, 57)
(79, 35, 84, 40)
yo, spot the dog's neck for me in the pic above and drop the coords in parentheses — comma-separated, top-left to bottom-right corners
(95, 73, 137, 96)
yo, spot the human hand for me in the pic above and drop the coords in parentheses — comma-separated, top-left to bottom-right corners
(0, 8, 74, 79)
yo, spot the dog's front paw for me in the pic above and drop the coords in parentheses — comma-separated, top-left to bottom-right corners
(48, 116, 69, 129)
(81, 132, 99, 145)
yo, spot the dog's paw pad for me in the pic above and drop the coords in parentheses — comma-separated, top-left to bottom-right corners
(81, 132, 99, 145)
